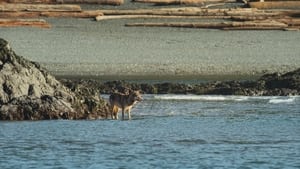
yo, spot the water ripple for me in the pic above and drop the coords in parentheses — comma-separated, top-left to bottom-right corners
(175, 139, 208, 145)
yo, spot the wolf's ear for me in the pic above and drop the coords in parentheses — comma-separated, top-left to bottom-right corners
(123, 88, 130, 95)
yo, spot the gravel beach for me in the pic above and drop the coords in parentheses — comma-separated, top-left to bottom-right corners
(1, 3, 300, 80)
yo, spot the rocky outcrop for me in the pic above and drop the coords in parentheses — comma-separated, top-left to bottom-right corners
(0, 38, 109, 120)
(62, 68, 300, 96)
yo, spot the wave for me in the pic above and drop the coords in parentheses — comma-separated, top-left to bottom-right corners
(152, 94, 299, 103)
(153, 95, 245, 101)
(268, 97, 297, 104)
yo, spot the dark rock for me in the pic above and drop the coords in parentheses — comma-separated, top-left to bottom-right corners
(82, 68, 300, 96)
(0, 38, 109, 121)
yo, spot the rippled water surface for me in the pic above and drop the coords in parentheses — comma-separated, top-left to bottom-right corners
(1, 95, 300, 168)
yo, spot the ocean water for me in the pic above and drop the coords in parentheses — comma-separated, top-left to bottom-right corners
(1, 95, 300, 169)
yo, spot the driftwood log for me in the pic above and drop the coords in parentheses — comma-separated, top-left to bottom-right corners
(6, 0, 54, 3)
(40, 10, 103, 17)
(95, 14, 231, 20)
(0, 12, 41, 18)
(0, 18, 50, 28)
(99, 8, 258, 16)
(0, 3, 82, 12)
(249, 1, 300, 9)
(99, 7, 297, 18)
(55, 0, 124, 5)
(132, 0, 236, 6)
(6, 0, 124, 5)
(125, 20, 288, 29)
(0, 11, 103, 18)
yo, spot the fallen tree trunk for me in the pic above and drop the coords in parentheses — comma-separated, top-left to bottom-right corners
(231, 15, 291, 21)
(7, 0, 55, 3)
(0, 18, 50, 28)
(249, 2, 300, 9)
(125, 20, 288, 29)
(0, 12, 41, 18)
(0, 3, 82, 12)
(225, 8, 281, 17)
(95, 14, 231, 20)
(99, 7, 257, 16)
(132, 0, 235, 5)
(6, 0, 124, 5)
(55, 0, 124, 5)
(41, 10, 103, 18)
(276, 18, 300, 26)
(0, 10, 103, 18)
(222, 26, 287, 30)
(99, 8, 298, 19)
(133, 0, 236, 5)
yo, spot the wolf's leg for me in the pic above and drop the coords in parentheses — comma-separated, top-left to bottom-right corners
(128, 109, 131, 120)
(111, 107, 114, 119)
(111, 106, 115, 119)
(115, 111, 119, 120)
(122, 109, 125, 120)
(112, 106, 118, 120)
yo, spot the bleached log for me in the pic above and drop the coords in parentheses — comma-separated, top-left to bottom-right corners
(0, 4, 82, 12)
(41, 10, 103, 18)
(132, 0, 236, 5)
(0, 12, 41, 18)
(55, 0, 124, 5)
(0, 10, 103, 18)
(0, 18, 50, 28)
(231, 15, 291, 21)
(7, 0, 55, 3)
(222, 26, 286, 30)
(95, 14, 231, 20)
(125, 20, 288, 29)
(249, 2, 300, 9)
(99, 8, 257, 16)
(276, 18, 300, 26)
(6, 0, 124, 5)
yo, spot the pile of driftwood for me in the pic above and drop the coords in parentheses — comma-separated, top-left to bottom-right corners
(0, 3, 106, 27)
(103, 7, 299, 30)
(0, 0, 299, 30)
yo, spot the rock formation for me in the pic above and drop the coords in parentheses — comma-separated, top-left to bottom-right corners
(63, 69, 300, 96)
(0, 38, 109, 120)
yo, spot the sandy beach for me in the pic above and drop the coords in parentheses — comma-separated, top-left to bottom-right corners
(1, 3, 300, 80)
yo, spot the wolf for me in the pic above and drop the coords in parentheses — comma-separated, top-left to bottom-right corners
(109, 89, 142, 120)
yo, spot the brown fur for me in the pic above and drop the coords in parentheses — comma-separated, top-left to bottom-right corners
(109, 90, 142, 120)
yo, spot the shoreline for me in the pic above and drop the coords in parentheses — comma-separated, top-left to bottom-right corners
(55, 74, 261, 83)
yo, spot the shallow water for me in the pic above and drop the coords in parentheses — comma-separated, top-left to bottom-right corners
(1, 95, 300, 168)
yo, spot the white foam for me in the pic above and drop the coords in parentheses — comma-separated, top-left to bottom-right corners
(153, 95, 249, 102)
(268, 97, 296, 104)
(153, 95, 299, 103)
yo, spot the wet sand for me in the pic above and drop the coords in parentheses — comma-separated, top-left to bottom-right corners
(1, 3, 300, 80)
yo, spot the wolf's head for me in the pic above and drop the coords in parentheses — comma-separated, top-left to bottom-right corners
(129, 90, 143, 103)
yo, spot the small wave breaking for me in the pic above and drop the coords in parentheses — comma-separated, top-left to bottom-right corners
(268, 97, 297, 104)
(152, 95, 299, 104)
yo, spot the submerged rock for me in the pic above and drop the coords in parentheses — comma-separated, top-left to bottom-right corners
(0, 38, 109, 120)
